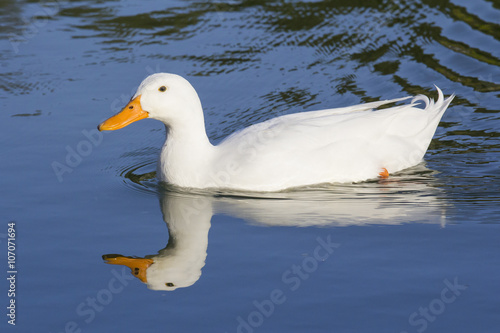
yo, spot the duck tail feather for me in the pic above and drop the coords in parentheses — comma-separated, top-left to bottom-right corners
(411, 86, 454, 116)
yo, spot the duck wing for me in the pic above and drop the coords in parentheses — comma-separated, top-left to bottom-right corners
(214, 88, 453, 190)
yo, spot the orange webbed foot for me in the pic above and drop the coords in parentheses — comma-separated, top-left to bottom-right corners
(379, 167, 389, 179)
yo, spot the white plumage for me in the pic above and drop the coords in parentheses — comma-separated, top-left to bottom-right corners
(99, 73, 454, 192)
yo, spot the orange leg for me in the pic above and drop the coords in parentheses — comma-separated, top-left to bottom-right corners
(379, 167, 389, 179)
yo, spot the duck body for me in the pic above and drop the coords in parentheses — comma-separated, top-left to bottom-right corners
(99, 73, 454, 192)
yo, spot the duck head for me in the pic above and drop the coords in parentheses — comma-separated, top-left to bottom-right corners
(98, 73, 203, 131)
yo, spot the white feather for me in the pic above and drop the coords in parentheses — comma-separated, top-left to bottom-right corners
(117, 74, 454, 192)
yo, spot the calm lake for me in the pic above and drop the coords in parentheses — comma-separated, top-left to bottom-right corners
(1, 0, 499, 332)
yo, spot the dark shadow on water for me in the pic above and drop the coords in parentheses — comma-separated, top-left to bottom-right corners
(50, 0, 500, 96)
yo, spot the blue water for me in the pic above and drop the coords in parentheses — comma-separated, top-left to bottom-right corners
(1, 0, 499, 332)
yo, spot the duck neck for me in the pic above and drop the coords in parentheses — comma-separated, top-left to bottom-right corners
(158, 115, 215, 187)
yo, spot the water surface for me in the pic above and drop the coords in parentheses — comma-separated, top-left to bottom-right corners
(0, 0, 499, 332)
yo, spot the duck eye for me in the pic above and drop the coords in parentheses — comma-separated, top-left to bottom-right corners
(159, 86, 167, 92)
(165, 282, 174, 287)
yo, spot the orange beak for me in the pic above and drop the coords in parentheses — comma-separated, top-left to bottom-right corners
(103, 255, 154, 283)
(98, 96, 148, 131)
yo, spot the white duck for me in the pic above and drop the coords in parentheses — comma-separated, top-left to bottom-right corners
(98, 73, 453, 191)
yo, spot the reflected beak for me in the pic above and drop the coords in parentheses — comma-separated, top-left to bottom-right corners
(103, 255, 154, 283)
(98, 96, 148, 131)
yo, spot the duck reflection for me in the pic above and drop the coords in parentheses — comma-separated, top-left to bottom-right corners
(103, 193, 212, 291)
(103, 166, 447, 291)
